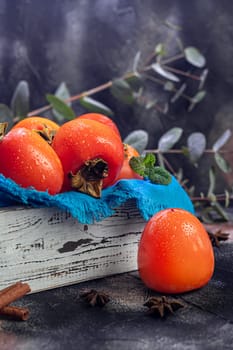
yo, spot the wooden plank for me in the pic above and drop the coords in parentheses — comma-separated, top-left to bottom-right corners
(0, 201, 146, 293)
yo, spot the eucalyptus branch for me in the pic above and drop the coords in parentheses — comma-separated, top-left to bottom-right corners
(27, 46, 201, 117)
(191, 194, 233, 202)
(162, 65, 201, 81)
(28, 80, 113, 116)
(145, 149, 233, 155)
(160, 53, 184, 65)
(143, 74, 193, 102)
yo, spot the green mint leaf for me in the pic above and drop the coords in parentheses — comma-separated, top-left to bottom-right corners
(129, 156, 146, 176)
(145, 166, 172, 185)
(143, 153, 156, 167)
(129, 153, 172, 185)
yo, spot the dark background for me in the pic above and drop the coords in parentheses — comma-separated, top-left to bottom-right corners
(0, 0, 233, 192)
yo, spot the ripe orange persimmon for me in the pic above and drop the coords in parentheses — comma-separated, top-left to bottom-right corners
(12, 116, 60, 143)
(77, 113, 121, 138)
(138, 208, 215, 294)
(115, 144, 143, 181)
(52, 118, 124, 196)
(0, 127, 64, 194)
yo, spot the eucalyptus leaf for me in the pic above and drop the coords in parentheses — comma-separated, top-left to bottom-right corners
(164, 20, 182, 31)
(55, 82, 71, 105)
(11, 80, 30, 118)
(157, 152, 165, 168)
(170, 83, 187, 103)
(46, 94, 75, 120)
(175, 168, 184, 182)
(211, 202, 229, 221)
(145, 100, 158, 110)
(198, 68, 209, 90)
(132, 51, 141, 72)
(158, 127, 183, 152)
(187, 132, 206, 163)
(151, 63, 180, 82)
(0, 104, 14, 126)
(188, 90, 206, 112)
(155, 43, 166, 57)
(162, 102, 169, 114)
(164, 81, 175, 91)
(110, 79, 134, 105)
(123, 129, 149, 154)
(192, 90, 206, 104)
(79, 96, 114, 117)
(125, 74, 143, 90)
(225, 190, 230, 208)
(207, 167, 216, 198)
(212, 129, 232, 152)
(214, 152, 232, 173)
(184, 47, 206, 68)
(53, 82, 71, 122)
(200, 207, 217, 224)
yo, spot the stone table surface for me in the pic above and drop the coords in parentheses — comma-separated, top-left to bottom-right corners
(1, 231, 233, 350)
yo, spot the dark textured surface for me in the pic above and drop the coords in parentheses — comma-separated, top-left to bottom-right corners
(1, 242, 233, 350)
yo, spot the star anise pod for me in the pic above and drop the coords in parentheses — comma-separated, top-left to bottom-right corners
(80, 289, 110, 307)
(208, 229, 230, 248)
(144, 295, 185, 318)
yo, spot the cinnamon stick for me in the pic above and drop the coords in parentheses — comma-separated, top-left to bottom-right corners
(0, 305, 29, 321)
(0, 282, 23, 297)
(0, 282, 31, 310)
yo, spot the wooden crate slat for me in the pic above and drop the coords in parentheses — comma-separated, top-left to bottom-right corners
(0, 201, 146, 293)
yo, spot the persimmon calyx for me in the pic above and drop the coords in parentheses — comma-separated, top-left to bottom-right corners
(0, 122, 8, 140)
(68, 158, 108, 198)
(33, 124, 57, 144)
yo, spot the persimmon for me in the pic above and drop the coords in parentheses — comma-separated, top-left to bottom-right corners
(52, 118, 124, 197)
(12, 116, 59, 144)
(138, 208, 215, 294)
(0, 127, 64, 194)
(115, 143, 143, 181)
(77, 113, 121, 137)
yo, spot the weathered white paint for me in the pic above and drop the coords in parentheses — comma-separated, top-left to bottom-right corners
(0, 201, 146, 293)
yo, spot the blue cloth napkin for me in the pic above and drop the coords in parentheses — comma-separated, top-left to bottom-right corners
(0, 174, 194, 224)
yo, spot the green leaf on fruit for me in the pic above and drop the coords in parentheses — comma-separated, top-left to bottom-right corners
(129, 153, 172, 185)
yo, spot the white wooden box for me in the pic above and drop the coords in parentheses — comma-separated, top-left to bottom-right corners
(0, 201, 146, 293)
